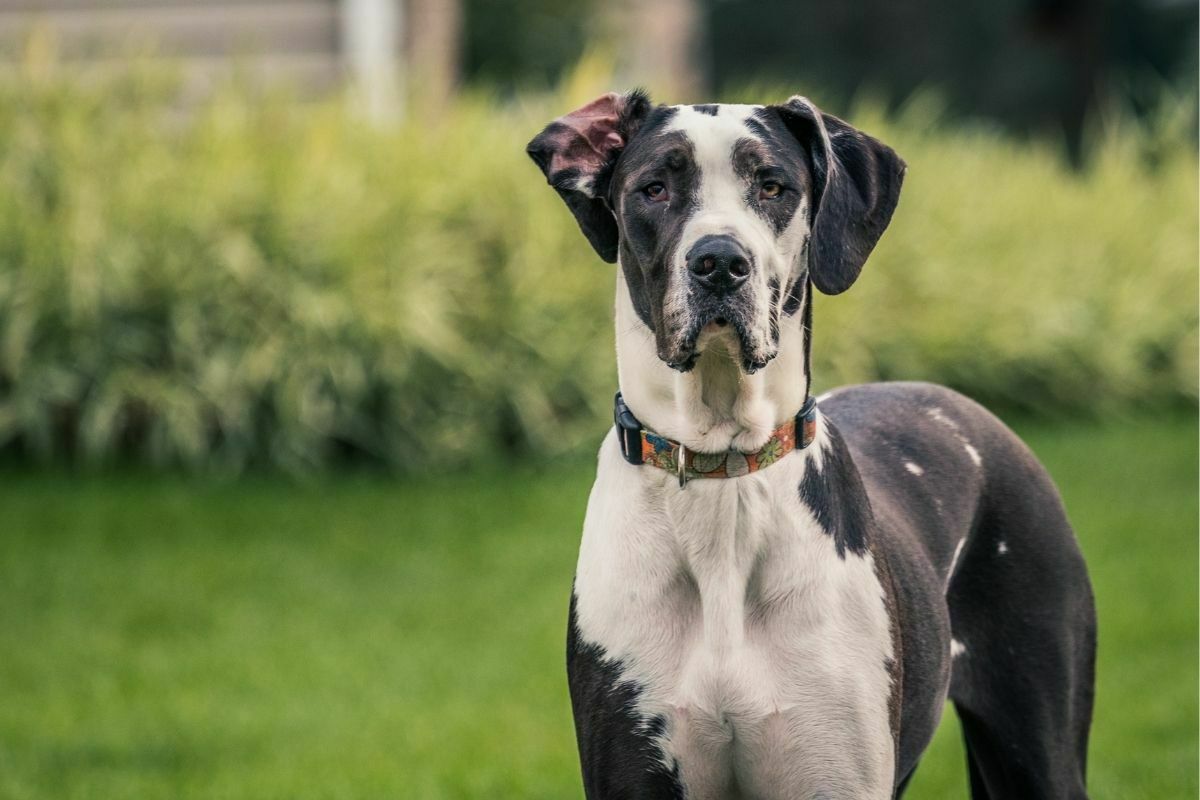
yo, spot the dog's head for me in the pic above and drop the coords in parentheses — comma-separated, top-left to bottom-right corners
(527, 92, 905, 373)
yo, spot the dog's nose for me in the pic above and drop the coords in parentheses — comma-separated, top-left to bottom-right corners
(686, 235, 751, 294)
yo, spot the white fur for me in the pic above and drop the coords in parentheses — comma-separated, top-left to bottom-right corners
(927, 406, 982, 468)
(945, 537, 966, 592)
(616, 272, 808, 454)
(950, 639, 967, 658)
(925, 406, 958, 429)
(963, 443, 982, 466)
(576, 428, 896, 799)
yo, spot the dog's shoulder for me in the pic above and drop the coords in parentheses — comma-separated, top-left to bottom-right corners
(818, 381, 986, 427)
(816, 382, 993, 580)
(818, 381, 1048, 485)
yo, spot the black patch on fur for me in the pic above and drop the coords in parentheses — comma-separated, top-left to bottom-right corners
(798, 423, 871, 557)
(771, 99, 905, 295)
(611, 113, 717, 365)
(781, 275, 803, 315)
(767, 277, 781, 346)
(692, 103, 718, 116)
(526, 90, 656, 263)
(732, 127, 811, 237)
(568, 595, 685, 798)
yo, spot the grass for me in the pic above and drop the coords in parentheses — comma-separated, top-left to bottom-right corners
(0, 416, 1194, 799)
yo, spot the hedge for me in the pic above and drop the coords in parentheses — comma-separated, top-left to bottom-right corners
(0, 63, 1194, 471)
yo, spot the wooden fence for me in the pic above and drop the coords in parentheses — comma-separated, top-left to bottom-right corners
(0, 0, 406, 111)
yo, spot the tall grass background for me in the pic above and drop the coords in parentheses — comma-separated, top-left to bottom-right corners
(0, 54, 1195, 472)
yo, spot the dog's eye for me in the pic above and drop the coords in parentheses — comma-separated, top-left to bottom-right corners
(759, 181, 783, 200)
(643, 182, 668, 202)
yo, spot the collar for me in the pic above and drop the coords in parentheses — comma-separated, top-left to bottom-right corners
(614, 393, 819, 487)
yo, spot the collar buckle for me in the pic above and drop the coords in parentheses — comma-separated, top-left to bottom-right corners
(795, 395, 819, 450)
(613, 392, 643, 465)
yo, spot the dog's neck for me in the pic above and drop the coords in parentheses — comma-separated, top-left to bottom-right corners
(615, 271, 811, 454)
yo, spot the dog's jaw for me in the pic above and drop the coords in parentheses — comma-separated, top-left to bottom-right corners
(615, 270, 809, 453)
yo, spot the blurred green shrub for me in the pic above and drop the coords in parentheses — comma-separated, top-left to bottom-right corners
(0, 63, 1194, 472)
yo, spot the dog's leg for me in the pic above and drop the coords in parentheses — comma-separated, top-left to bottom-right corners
(945, 446, 1096, 800)
(894, 765, 920, 799)
(961, 731, 994, 800)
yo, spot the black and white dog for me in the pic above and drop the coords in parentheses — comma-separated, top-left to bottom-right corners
(527, 92, 1096, 799)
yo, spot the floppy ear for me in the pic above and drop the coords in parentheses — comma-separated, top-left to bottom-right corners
(776, 97, 906, 295)
(526, 91, 652, 263)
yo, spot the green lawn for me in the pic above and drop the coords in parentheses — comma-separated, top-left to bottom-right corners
(0, 418, 1195, 799)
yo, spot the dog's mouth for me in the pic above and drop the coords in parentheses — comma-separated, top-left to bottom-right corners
(661, 309, 776, 374)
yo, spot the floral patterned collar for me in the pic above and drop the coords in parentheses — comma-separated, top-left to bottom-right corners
(614, 393, 819, 487)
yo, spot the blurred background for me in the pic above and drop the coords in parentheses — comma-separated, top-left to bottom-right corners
(0, 1, 1194, 798)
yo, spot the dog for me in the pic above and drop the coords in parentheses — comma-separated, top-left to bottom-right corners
(526, 91, 1096, 799)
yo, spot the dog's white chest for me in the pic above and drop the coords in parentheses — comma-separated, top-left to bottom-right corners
(574, 431, 896, 799)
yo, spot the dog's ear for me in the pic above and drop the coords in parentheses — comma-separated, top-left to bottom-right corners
(526, 91, 652, 263)
(775, 96, 906, 295)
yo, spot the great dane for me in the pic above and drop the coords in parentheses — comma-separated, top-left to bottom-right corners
(526, 91, 1096, 799)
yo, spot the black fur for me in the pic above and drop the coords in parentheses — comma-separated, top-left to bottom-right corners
(610, 118, 696, 343)
(736, 117, 814, 238)
(797, 423, 870, 557)
(825, 382, 1095, 798)
(567, 595, 686, 800)
(525, 90, 655, 263)
(546, 158, 623, 262)
(772, 99, 906, 295)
